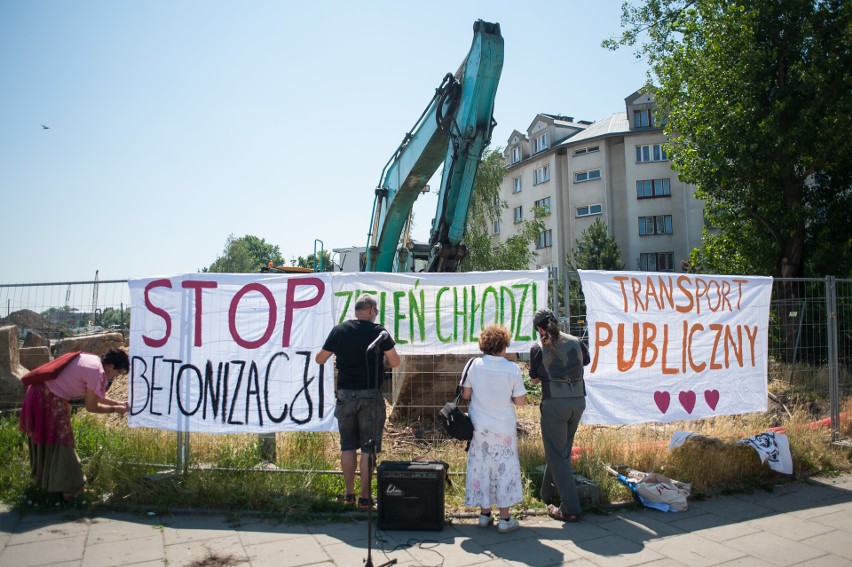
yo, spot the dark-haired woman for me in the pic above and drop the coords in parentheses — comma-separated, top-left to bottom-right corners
(461, 325, 527, 534)
(529, 309, 590, 523)
(19, 348, 130, 500)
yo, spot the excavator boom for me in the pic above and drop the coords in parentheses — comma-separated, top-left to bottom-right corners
(365, 20, 503, 272)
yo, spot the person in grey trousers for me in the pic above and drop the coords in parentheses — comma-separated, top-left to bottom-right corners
(529, 308, 590, 522)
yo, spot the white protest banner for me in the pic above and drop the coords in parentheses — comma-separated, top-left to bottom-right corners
(128, 273, 335, 433)
(330, 270, 547, 354)
(128, 270, 546, 433)
(579, 270, 773, 424)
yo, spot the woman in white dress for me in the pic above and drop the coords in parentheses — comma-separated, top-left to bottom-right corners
(461, 325, 527, 534)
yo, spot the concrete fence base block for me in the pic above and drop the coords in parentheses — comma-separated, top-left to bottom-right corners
(0, 324, 27, 404)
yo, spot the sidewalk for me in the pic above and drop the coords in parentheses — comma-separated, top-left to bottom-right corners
(2, 473, 851, 567)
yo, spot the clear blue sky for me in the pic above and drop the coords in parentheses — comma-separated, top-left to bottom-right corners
(0, 0, 649, 283)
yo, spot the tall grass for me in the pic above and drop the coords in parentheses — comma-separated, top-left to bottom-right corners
(2, 384, 850, 518)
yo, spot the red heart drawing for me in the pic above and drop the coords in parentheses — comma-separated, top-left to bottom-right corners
(705, 390, 720, 410)
(654, 391, 670, 414)
(679, 391, 697, 414)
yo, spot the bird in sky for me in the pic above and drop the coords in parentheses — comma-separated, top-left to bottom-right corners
(41, 124, 50, 130)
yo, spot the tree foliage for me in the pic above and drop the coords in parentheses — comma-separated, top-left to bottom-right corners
(462, 149, 544, 272)
(606, 0, 852, 277)
(569, 218, 625, 271)
(203, 234, 285, 273)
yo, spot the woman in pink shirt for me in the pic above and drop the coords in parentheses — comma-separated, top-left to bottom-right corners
(19, 349, 130, 500)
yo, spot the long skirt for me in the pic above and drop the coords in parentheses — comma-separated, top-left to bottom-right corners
(464, 427, 523, 509)
(19, 383, 85, 493)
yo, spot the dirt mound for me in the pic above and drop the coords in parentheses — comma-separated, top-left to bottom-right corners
(0, 309, 62, 332)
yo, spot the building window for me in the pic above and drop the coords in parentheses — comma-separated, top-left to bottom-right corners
(639, 252, 674, 272)
(534, 197, 551, 215)
(576, 204, 603, 217)
(513, 206, 523, 224)
(513, 176, 522, 193)
(633, 109, 653, 128)
(574, 169, 601, 183)
(534, 165, 550, 185)
(636, 178, 671, 198)
(536, 229, 553, 249)
(533, 133, 549, 153)
(572, 145, 600, 156)
(492, 219, 500, 234)
(511, 146, 521, 164)
(636, 144, 668, 163)
(639, 215, 673, 235)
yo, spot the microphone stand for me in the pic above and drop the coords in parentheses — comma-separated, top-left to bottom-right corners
(364, 338, 396, 567)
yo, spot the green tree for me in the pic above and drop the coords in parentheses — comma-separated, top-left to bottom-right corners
(564, 218, 624, 336)
(569, 218, 625, 271)
(606, 0, 852, 277)
(292, 249, 333, 272)
(99, 307, 128, 329)
(203, 234, 285, 273)
(462, 149, 545, 272)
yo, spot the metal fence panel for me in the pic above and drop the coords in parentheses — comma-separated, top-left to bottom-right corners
(1, 273, 849, 466)
(0, 279, 131, 340)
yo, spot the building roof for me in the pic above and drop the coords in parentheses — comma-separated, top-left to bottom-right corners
(554, 112, 629, 147)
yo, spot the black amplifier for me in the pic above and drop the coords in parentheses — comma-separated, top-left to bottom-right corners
(376, 461, 445, 531)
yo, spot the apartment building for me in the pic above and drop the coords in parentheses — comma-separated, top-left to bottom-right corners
(498, 89, 705, 273)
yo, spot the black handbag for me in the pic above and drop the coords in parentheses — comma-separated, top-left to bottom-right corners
(439, 358, 475, 443)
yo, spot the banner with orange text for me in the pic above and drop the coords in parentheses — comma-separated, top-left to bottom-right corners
(579, 270, 773, 424)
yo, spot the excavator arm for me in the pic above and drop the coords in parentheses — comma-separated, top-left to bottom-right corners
(365, 20, 503, 272)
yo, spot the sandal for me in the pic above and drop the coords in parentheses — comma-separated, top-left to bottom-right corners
(357, 497, 375, 510)
(336, 493, 356, 506)
(547, 504, 580, 523)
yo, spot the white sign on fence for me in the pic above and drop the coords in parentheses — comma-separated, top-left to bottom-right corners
(127, 270, 547, 433)
(579, 270, 773, 424)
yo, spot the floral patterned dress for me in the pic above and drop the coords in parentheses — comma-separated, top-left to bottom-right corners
(463, 355, 526, 509)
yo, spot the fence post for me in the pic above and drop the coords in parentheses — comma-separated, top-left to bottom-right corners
(826, 276, 840, 442)
(176, 430, 189, 474)
(563, 269, 571, 331)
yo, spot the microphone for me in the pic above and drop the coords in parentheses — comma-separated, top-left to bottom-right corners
(367, 330, 389, 352)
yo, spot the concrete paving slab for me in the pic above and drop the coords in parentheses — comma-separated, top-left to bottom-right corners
(747, 510, 836, 540)
(569, 533, 666, 567)
(160, 514, 237, 546)
(710, 558, 775, 567)
(809, 507, 852, 533)
(243, 533, 331, 567)
(322, 539, 418, 567)
(524, 516, 614, 543)
(7, 516, 90, 545)
(81, 532, 165, 567)
(723, 530, 827, 566)
(0, 508, 21, 534)
(165, 532, 250, 567)
(382, 527, 497, 566)
(758, 484, 852, 513)
(780, 554, 852, 567)
(234, 518, 312, 546)
(667, 512, 762, 542)
(688, 497, 775, 522)
(487, 535, 581, 566)
(800, 530, 852, 561)
(306, 517, 374, 547)
(600, 513, 688, 544)
(0, 533, 86, 567)
(645, 532, 746, 566)
(85, 515, 163, 545)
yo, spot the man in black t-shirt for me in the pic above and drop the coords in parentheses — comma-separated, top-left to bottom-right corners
(315, 294, 400, 509)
